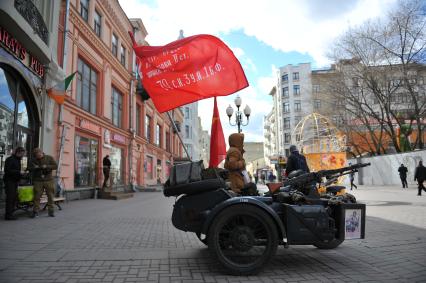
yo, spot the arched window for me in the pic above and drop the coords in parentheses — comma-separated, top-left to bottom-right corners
(0, 64, 39, 171)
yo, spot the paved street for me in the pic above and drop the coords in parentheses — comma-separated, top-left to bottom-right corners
(0, 185, 425, 283)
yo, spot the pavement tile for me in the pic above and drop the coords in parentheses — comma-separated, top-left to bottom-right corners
(0, 187, 425, 282)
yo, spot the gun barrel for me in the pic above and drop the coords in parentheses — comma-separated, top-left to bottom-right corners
(281, 163, 371, 188)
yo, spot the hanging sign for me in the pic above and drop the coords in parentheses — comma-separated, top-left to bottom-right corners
(0, 25, 44, 78)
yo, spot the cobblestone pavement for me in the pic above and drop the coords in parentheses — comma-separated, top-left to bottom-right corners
(0, 185, 425, 283)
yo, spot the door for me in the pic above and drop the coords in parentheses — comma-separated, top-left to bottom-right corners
(15, 126, 33, 171)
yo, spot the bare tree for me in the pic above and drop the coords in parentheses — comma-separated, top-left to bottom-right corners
(328, 0, 426, 154)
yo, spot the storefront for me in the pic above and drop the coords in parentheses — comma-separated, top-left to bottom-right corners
(110, 145, 123, 185)
(74, 135, 98, 187)
(145, 155, 154, 181)
(0, 27, 43, 178)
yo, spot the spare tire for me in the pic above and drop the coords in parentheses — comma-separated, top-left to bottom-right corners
(163, 178, 226, 197)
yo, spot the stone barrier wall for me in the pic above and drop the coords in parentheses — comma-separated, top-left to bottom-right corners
(348, 150, 426, 186)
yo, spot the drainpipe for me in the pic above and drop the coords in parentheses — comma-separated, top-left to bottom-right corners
(128, 26, 136, 191)
(129, 76, 135, 191)
(60, 0, 70, 124)
(55, 0, 70, 192)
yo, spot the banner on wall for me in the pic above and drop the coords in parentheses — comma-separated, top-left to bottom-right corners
(305, 152, 347, 172)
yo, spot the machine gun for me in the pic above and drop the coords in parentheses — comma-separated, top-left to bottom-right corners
(282, 163, 371, 194)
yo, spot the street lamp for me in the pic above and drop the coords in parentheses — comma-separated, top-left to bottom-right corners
(226, 95, 251, 133)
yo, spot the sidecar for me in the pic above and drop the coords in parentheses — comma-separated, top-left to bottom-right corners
(164, 162, 366, 275)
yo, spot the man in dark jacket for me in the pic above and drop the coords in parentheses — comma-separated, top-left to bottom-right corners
(3, 147, 25, 220)
(286, 145, 310, 176)
(398, 164, 408, 188)
(102, 155, 111, 189)
(28, 148, 57, 217)
(414, 161, 426, 196)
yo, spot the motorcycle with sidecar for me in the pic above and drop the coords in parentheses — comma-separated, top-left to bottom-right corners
(163, 162, 370, 275)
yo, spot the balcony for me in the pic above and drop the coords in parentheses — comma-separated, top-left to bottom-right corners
(14, 0, 49, 44)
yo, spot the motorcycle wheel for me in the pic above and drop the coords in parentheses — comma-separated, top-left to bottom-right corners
(207, 205, 278, 275)
(313, 238, 344, 249)
(196, 233, 208, 246)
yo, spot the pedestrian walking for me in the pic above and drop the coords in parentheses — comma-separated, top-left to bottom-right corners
(398, 163, 408, 188)
(268, 172, 274, 183)
(414, 161, 426, 196)
(285, 145, 310, 176)
(254, 173, 258, 184)
(260, 173, 266, 184)
(102, 155, 111, 189)
(28, 148, 58, 217)
(349, 162, 358, 190)
(3, 147, 25, 220)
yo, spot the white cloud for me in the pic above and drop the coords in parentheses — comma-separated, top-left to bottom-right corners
(120, 0, 397, 66)
(120, 0, 398, 142)
(257, 65, 278, 95)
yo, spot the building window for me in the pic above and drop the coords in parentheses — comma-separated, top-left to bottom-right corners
(293, 85, 300, 95)
(284, 133, 291, 144)
(335, 99, 344, 107)
(284, 118, 290, 129)
(185, 125, 191, 139)
(332, 115, 344, 126)
(282, 87, 289, 98)
(110, 146, 124, 185)
(185, 107, 190, 119)
(294, 100, 301, 112)
(313, 85, 320, 93)
(282, 74, 288, 83)
(285, 148, 290, 157)
(283, 102, 290, 113)
(294, 116, 302, 125)
(80, 0, 89, 22)
(74, 135, 98, 187)
(145, 115, 151, 142)
(166, 131, 171, 152)
(293, 72, 299, 80)
(94, 10, 101, 37)
(112, 33, 118, 56)
(184, 144, 193, 158)
(136, 104, 141, 136)
(120, 45, 126, 66)
(146, 155, 153, 179)
(352, 77, 359, 87)
(111, 88, 123, 128)
(314, 99, 321, 109)
(76, 58, 97, 114)
(156, 124, 161, 146)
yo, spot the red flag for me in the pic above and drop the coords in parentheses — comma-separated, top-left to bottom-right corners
(209, 97, 227, 168)
(131, 33, 249, 113)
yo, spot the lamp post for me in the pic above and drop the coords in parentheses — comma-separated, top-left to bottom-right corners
(226, 95, 251, 133)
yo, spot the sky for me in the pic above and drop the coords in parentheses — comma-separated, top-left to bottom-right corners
(119, 0, 399, 143)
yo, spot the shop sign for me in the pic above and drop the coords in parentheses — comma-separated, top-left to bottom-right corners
(112, 133, 126, 144)
(0, 25, 44, 78)
(80, 119, 101, 134)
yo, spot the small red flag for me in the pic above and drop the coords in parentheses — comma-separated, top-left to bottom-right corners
(131, 33, 249, 113)
(209, 97, 227, 168)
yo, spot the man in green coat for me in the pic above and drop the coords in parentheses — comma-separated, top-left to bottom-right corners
(28, 148, 58, 217)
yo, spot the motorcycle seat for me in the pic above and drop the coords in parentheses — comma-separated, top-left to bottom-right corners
(163, 178, 226, 197)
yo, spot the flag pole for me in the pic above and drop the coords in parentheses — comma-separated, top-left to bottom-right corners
(166, 111, 191, 161)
